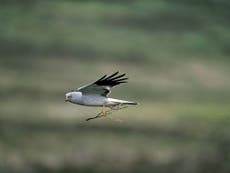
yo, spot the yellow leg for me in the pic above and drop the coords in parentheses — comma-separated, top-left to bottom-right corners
(102, 105, 106, 116)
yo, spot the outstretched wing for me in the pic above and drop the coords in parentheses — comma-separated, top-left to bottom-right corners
(76, 71, 128, 97)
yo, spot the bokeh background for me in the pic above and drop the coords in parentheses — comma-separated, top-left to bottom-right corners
(1, 0, 230, 172)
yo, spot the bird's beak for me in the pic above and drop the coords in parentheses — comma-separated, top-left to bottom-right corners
(65, 96, 68, 102)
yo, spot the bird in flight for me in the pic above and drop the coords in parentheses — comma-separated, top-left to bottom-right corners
(65, 71, 138, 121)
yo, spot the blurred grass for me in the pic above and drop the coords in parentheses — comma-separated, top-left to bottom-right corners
(1, 0, 230, 61)
(1, 0, 230, 173)
(1, 57, 230, 173)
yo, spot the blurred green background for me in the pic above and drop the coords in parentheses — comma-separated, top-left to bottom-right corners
(1, 0, 230, 172)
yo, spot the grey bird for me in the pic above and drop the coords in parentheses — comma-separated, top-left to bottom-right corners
(65, 71, 138, 121)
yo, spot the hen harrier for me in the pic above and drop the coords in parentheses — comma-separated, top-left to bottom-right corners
(65, 71, 138, 121)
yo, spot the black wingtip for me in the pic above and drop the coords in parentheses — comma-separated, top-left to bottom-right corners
(94, 72, 128, 87)
(106, 71, 119, 80)
(96, 75, 107, 82)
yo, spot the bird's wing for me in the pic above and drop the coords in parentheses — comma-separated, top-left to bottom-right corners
(76, 71, 128, 97)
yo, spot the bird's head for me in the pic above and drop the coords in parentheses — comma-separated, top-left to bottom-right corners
(65, 91, 82, 102)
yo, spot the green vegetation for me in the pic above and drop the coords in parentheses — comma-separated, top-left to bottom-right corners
(1, 0, 230, 61)
(0, 0, 230, 173)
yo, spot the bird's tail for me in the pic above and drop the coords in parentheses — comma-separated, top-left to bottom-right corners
(108, 98, 139, 106)
(123, 101, 139, 105)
